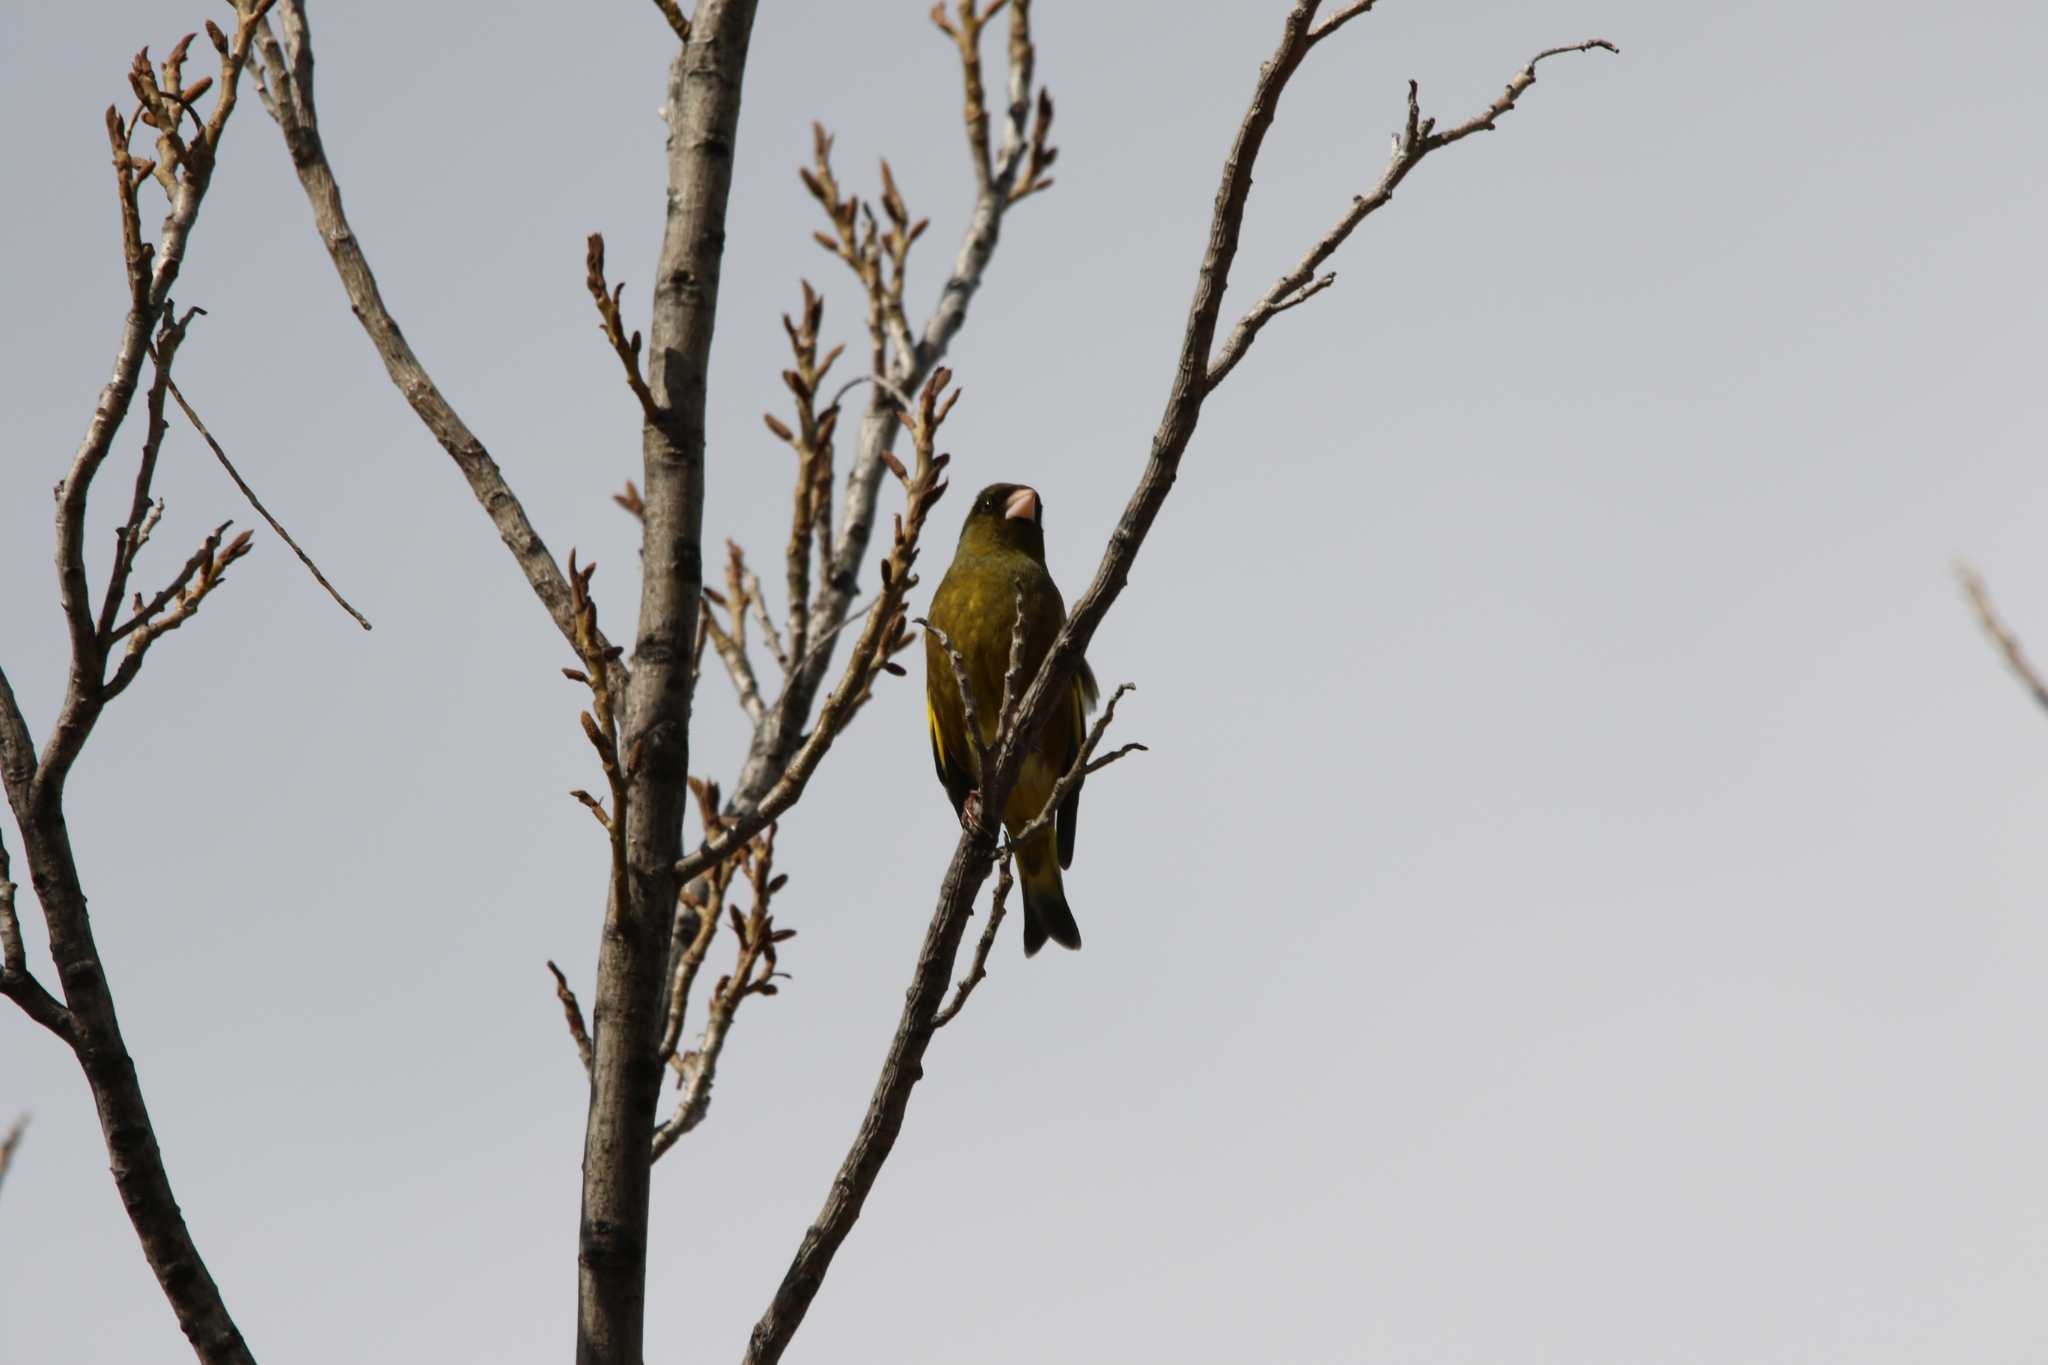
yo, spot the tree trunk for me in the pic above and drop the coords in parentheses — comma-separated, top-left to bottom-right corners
(575, 5, 760, 1363)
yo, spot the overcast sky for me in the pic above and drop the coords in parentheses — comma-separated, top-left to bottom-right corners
(6, 1, 2048, 1361)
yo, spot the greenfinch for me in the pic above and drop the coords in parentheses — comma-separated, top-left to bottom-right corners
(925, 482, 1098, 954)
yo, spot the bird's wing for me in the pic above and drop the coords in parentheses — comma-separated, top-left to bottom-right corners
(927, 687, 976, 819)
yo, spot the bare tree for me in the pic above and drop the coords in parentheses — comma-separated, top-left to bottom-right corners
(0, 2, 1613, 1362)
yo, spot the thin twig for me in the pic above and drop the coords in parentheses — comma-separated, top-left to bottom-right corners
(99, 307, 197, 644)
(585, 233, 661, 425)
(650, 0, 691, 41)
(1207, 38, 1618, 388)
(1959, 562, 2048, 713)
(703, 611, 768, 725)
(0, 1114, 26, 1204)
(996, 586, 1030, 735)
(653, 825, 790, 1160)
(1009, 683, 1143, 851)
(546, 961, 594, 1076)
(156, 354, 372, 630)
(823, 373, 914, 417)
(932, 855, 1012, 1028)
(102, 522, 255, 703)
(1306, 0, 1381, 44)
(743, 568, 789, 673)
(656, 887, 719, 1067)
(673, 370, 955, 886)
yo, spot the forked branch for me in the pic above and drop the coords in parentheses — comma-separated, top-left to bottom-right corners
(694, 0, 1059, 918)
(742, 6, 1615, 1361)
(1208, 38, 1617, 387)
(253, 2, 602, 672)
(672, 369, 957, 886)
(931, 855, 1013, 1029)
(652, 821, 793, 1160)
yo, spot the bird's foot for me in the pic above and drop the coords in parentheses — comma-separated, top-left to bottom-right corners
(960, 789, 983, 831)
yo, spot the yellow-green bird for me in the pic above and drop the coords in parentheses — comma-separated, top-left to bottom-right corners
(925, 482, 1098, 954)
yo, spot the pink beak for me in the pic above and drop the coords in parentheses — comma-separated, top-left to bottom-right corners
(1004, 487, 1040, 521)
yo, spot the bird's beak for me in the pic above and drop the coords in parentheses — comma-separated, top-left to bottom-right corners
(1004, 487, 1040, 522)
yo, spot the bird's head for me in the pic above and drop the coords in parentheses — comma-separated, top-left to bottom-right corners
(957, 481, 1047, 560)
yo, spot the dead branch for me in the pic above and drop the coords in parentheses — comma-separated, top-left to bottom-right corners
(157, 348, 371, 630)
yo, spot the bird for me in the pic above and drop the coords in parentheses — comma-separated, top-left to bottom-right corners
(924, 482, 1098, 954)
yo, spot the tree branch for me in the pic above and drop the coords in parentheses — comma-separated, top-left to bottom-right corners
(0, 1113, 27, 1205)
(42, 7, 274, 811)
(102, 523, 254, 704)
(1006, 683, 1143, 852)
(5, 21, 284, 1357)
(253, 2, 601, 671)
(1958, 562, 2048, 714)
(574, 3, 761, 1360)
(585, 233, 662, 427)
(712, 0, 1051, 812)
(0, 836, 74, 1047)
(1207, 38, 1618, 389)
(98, 305, 197, 645)
(650, 824, 790, 1161)
(742, 7, 1613, 1360)
(672, 372, 953, 887)
(547, 961, 595, 1077)
(158, 353, 371, 630)
(930, 855, 1011, 1029)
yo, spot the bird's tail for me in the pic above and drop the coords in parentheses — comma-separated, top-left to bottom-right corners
(1015, 839, 1082, 956)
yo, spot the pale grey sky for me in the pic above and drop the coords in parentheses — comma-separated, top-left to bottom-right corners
(6, 1, 2048, 1361)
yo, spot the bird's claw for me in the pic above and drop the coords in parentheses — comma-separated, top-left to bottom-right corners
(960, 790, 983, 831)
